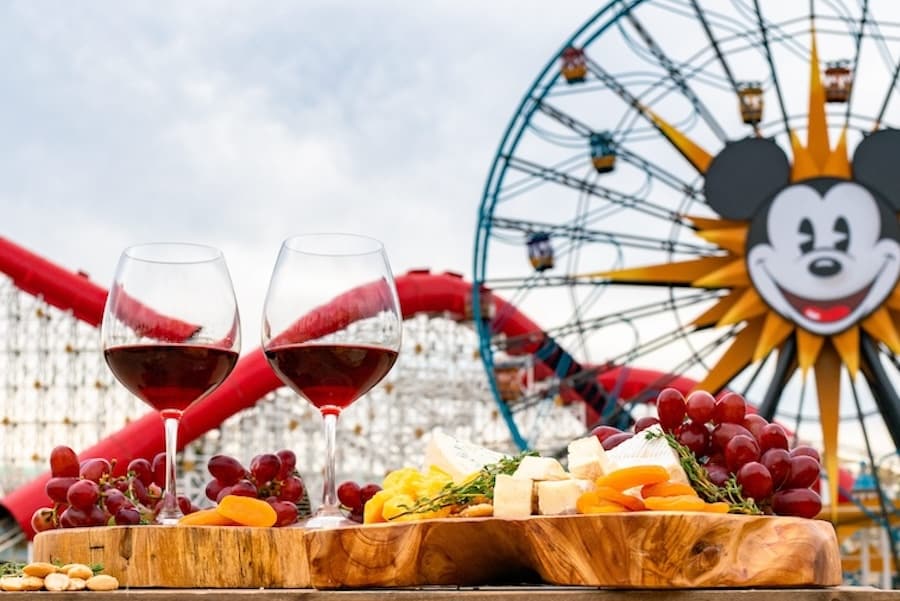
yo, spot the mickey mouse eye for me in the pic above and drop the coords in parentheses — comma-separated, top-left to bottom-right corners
(798, 218, 814, 254)
(834, 217, 850, 252)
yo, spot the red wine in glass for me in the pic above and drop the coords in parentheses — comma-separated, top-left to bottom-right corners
(264, 343, 398, 416)
(104, 344, 239, 416)
(262, 233, 402, 529)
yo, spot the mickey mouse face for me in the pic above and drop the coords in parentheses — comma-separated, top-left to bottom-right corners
(747, 180, 900, 335)
(704, 130, 900, 336)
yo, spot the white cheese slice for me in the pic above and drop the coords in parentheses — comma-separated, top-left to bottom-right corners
(423, 431, 507, 483)
(512, 456, 569, 481)
(492, 474, 534, 518)
(605, 425, 689, 485)
(566, 435, 614, 480)
(536, 479, 594, 515)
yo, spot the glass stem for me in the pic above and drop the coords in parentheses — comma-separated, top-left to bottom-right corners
(321, 412, 339, 511)
(158, 416, 183, 524)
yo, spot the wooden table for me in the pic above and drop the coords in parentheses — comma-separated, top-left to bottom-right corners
(0, 588, 897, 600)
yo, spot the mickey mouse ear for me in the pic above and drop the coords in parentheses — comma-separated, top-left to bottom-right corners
(704, 138, 790, 220)
(853, 129, 900, 211)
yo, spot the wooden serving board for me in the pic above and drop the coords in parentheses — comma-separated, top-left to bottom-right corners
(305, 513, 842, 589)
(33, 525, 309, 589)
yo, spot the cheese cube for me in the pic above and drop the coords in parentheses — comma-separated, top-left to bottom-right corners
(492, 474, 534, 518)
(512, 456, 569, 481)
(423, 431, 506, 483)
(566, 435, 614, 480)
(537, 479, 594, 515)
(605, 425, 689, 485)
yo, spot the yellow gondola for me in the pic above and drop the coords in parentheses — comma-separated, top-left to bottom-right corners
(560, 46, 587, 84)
(738, 81, 764, 124)
(825, 60, 852, 103)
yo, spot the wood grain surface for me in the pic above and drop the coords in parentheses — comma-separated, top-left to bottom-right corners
(33, 525, 310, 588)
(305, 513, 842, 589)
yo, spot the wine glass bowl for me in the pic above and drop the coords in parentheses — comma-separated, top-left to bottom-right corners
(101, 243, 241, 524)
(262, 233, 401, 528)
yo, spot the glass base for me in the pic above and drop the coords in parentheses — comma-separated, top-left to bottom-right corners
(156, 513, 182, 526)
(303, 506, 356, 529)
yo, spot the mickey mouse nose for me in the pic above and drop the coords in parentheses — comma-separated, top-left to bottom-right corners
(809, 257, 842, 277)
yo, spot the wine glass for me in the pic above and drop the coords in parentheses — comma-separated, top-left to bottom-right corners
(262, 233, 402, 529)
(101, 243, 241, 524)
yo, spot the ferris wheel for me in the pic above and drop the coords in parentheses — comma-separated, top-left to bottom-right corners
(473, 0, 900, 514)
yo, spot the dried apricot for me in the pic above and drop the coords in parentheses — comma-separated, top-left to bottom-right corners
(595, 465, 669, 491)
(594, 486, 646, 511)
(640, 481, 697, 498)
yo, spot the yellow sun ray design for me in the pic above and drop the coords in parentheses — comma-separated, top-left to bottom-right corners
(585, 25, 900, 516)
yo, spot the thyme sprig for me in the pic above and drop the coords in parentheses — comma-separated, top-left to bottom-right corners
(390, 451, 538, 519)
(645, 429, 761, 515)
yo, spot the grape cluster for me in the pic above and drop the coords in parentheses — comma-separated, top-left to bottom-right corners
(204, 450, 306, 527)
(337, 481, 382, 523)
(34, 445, 200, 532)
(591, 389, 823, 518)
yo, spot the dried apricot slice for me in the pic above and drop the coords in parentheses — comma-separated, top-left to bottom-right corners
(595, 465, 669, 491)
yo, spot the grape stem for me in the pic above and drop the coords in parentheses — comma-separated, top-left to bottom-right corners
(645, 430, 762, 515)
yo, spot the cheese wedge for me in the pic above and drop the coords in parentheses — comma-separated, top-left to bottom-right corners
(566, 435, 614, 480)
(423, 431, 507, 483)
(605, 425, 689, 485)
(511, 456, 569, 481)
(537, 479, 594, 515)
(493, 474, 534, 518)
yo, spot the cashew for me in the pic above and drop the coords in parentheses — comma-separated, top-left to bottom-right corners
(86, 574, 119, 591)
(23, 561, 57, 577)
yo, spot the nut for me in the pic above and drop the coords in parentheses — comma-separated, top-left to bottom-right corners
(21, 576, 45, 591)
(86, 574, 119, 591)
(0, 576, 24, 592)
(43, 573, 70, 591)
(23, 561, 57, 577)
(67, 577, 87, 591)
(64, 563, 94, 580)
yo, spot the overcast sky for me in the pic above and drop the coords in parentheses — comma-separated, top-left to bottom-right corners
(0, 1, 600, 348)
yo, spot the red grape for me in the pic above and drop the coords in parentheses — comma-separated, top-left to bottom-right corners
(685, 391, 716, 424)
(205, 478, 226, 502)
(59, 506, 88, 528)
(757, 424, 789, 452)
(208, 455, 246, 486)
(790, 445, 821, 463)
(151, 452, 167, 487)
(741, 414, 767, 439)
(705, 463, 730, 487)
(216, 486, 234, 503)
(772, 488, 822, 518)
(713, 392, 746, 424)
(79, 458, 111, 483)
(786, 455, 820, 489)
(31, 507, 56, 533)
(177, 495, 193, 515)
(250, 454, 281, 485)
(276, 449, 297, 479)
(634, 416, 660, 433)
(725, 435, 760, 472)
(268, 500, 299, 527)
(67, 480, 100, 510)
(85, 505, 108, 526)
(103, 489, 130, 515)
(229, 479, 258, 498)
(129, 478, 152, 505)
(675, 421, 710, 456)
(710, 423, 753, 452)
(45, 476, 79, 504)
(359, 483, 382, 506)
(127, 458, 154, 486)
(736, 461, 773, 499)
(590, 425, 622, 443)
(337, 481, 362, 511)
(114, 507, 142, 526)
(278, 476, 305, 503)
(602, 432, 634, 450)
(760, 448, 792, 489)
(50, 446, 79, 478)
(656, 388, 686, 431)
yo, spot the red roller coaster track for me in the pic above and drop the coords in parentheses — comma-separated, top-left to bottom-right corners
(0, 239, 698, 536)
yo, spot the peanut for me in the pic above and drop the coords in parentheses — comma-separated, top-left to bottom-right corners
(43, 573, 70, 591)
(23, 561, 57, 577)
(67, 577, 87, 591)
(0, 576, 24, 592)
(21, 576, 45, 591)
(86, 574, 119, 591)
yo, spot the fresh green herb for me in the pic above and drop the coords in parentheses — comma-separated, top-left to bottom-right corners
(0, 562, 25, 577)
(390, 451, 538, 519)
(646, 429, 761, 515)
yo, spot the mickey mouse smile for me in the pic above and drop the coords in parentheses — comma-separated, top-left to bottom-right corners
(776, 280, 873, 324)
